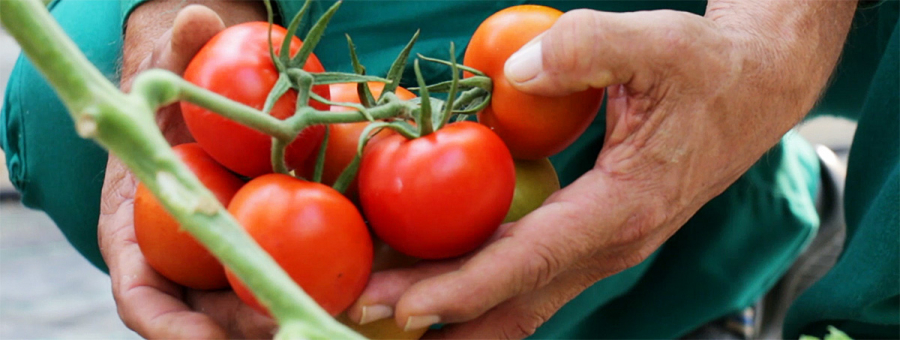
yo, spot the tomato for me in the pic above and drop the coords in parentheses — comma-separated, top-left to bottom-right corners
(503, 158, 561, 223)
(225, 174, 372, 316)
(181, 22, 329, 178)
(302, 83, 416, 203)
(358, 121, 515, 259)
(464, 5, 604, 160)
(134, 143, 245, 290)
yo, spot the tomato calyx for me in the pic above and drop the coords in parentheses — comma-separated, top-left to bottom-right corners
(302, 40, 493, 195)
(409, 44, 494, 137)
(326, 48, 492, 195)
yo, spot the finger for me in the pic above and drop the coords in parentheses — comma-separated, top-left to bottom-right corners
(423, 221, 682, 340)
(504, 10, 694, 95)
(393, 170, 657, 330)
(151, 4, 226, 73)
(422, 266, 603, 340)
(98, 157, 227, 338)
(143, 5, 225, 145)
(345, 261, 461, 325)
(118, 281, 228, 339)
(186, 290, 278, 339)
(345, 230, 517, 326)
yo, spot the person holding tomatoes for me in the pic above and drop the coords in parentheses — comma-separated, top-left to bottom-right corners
(1, 0, 896, 339)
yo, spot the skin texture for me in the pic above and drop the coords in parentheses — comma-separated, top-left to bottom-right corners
(98, 1, 277, 338)
(346, 1, 859, 338)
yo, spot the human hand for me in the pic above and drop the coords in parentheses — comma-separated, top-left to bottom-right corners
(345, 1, 857, 338)
(98, 2, 277, 338)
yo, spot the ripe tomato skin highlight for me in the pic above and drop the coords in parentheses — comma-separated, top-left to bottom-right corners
(464, 5, 604, 160)
(358, 121, 516, 259)
(181, 22, 329, 178)
(134, 143, 245, 290)
(302, 82, 416, 203)
(225, 174, 373, 316)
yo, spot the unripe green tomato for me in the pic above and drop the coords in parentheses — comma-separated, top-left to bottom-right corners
(503, 158, 561, 223)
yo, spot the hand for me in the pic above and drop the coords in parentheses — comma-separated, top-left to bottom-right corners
(345, 1, 857, 338)
(98, 2, 276, 338)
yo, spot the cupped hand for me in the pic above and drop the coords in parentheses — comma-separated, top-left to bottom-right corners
(345, 2, 856, 338)
(98, 3, 276, 338)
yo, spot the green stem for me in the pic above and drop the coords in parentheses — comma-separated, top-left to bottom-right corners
(414, 59, 435, 136)
(313, 126, 329, 183)
(271, 137, 290, 175)
(438, 43, 459, 130)
(452, 87, 491, 114)
(131, 70, 296, 141)
(301, 98, 414, 125)
(0, 1, 361, 338)
(288, 69, 315, 113)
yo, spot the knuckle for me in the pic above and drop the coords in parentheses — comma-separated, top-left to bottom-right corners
(619, 249, 651, 270)
(442, 298, 487, 322)
(522, 241, 561, 292)
(115, 301, 141, 334)
(613, 202, 669, 247)
(658, 26, 691, 57)
(647, 11, 703, 62)
(499, 314, 544, 339)
(635, 243, 658, 264)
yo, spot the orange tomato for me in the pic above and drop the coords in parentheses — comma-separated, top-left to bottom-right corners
(464, 5, 604, 160)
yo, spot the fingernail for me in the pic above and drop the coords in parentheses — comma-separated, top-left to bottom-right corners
(404, 315, 441, 332)
(359, 305, 393, 325)
(505, 39, 543, 83)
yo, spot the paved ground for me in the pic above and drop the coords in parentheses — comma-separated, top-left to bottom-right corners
(1, 203, 140, 339)
(0, 21, 859, 340)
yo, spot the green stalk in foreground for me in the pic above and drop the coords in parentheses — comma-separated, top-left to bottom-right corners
(0, 0, 362, 338)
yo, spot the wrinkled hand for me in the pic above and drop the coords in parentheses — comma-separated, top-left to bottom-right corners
(98, 3, 275, 338)
(346, 2, 856, 338)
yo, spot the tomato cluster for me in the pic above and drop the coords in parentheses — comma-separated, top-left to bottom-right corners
(134, 4, 590, 336)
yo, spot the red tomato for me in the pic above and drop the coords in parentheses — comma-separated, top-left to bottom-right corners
(358, 121, 516, 259)
(464, 5, 604, 160)
(302, 82, 416, 202)
(225, 174, 373, 316)
(181, 22, 329, 178)
(134, 143, 245, 290)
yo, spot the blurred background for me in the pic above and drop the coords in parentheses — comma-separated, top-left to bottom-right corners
(0, 23, 857, 339)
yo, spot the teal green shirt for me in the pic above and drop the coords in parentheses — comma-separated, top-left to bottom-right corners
(2, 0, 893, 338)
(784, 3, 900, 337)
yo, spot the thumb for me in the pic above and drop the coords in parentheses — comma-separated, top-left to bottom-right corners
(152, 4, 226, 74)
(504, 10, 649, 96)
(392, 170, 637, 330)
